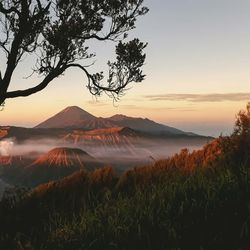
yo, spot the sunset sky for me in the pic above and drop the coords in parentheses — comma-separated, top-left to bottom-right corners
(1, 0, 250, 136)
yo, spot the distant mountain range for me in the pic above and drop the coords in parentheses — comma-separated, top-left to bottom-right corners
(0, 106, 210, 163)
(35, 106, 192, 136)
(0, 106, 212, 192)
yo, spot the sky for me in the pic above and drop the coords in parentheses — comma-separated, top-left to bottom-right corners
(1, 0, 250, 136)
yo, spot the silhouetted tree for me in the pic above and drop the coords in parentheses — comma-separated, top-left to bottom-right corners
(234, 102, 250, 137)
(0, 0, 148, 106)
(218, 102, 250, 171)
(231, 102, 250, 165)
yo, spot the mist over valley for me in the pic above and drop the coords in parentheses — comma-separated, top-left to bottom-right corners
(0, 106, 210, 190)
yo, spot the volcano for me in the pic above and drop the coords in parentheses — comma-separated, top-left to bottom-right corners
(108, 114, 186, 135)
(35, 106, 192, 136)
(63, 127, 139, 157)
(30, 147, 96, 168)
(35, 106, 97, 129)
(14, 147, 100, 187)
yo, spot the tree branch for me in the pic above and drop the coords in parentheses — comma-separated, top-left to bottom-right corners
(65, 63, 130, 94)
(0, 0, 148, 106)
(0, 2, 21, 15)
(78, 1, 144, 42)
(4, 68, 64, 99)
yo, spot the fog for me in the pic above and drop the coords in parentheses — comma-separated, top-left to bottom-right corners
(0, 136, 208, 164)
(0, 137, 209, 192)
(0, 139, 14, 156)
(0, 138, 62, 158)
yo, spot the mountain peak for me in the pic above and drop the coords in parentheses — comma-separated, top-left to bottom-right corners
(62, 106, 85, 113)
(35, 106, 96, 129)
(31, 147, 94, 168)
(109, 114, 131, 121)
(61, 106, 94, 117)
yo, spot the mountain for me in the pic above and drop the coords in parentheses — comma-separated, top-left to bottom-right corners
(35, 106, 191, 136)
(75, 117, 117, 130)
(0, 107, 210, 174)
(3, 147, 100, 187)
(63, 127, 139, 157)
(35, 106, 97, 129)
(109, 114, 186, 135)
(29, 147, 96, 168)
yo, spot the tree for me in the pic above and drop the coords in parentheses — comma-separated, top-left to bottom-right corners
(0, 0, 148, 106)
(231, 102, 250, 165)
(219, 103, 250, 170)
(234, 102, 250, 137)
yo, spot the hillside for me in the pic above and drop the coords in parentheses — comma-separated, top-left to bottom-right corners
(0, 179, 10, 200)
(63, 127, 139, 157)
(0, 155, 31, 167)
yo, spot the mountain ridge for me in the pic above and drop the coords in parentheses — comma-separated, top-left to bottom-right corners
(35, 106, 193, 136)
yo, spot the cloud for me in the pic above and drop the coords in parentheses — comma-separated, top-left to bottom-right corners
(120, 104, 139, 109)
(119, 104, 197, 112)
(144, 93, 250, 102)
(86, 100, 108, 106)
(0, 139, 14, 156)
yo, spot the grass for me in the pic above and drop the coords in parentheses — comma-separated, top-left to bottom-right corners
(43, 167, 249, 250)
(0, 161, 249, 250)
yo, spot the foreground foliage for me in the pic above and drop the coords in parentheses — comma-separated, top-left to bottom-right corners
(0, 157, 249, 249)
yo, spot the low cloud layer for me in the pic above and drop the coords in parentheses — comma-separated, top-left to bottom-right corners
(0, 138, 61, 157)
(0, 136, 207, 164)
(145, 93, 250, 102)
(0, 139, 14, 156)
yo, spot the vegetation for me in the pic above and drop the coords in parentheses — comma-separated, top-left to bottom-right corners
(0, 105, 250, 249)
(0, 0, 148, 106)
